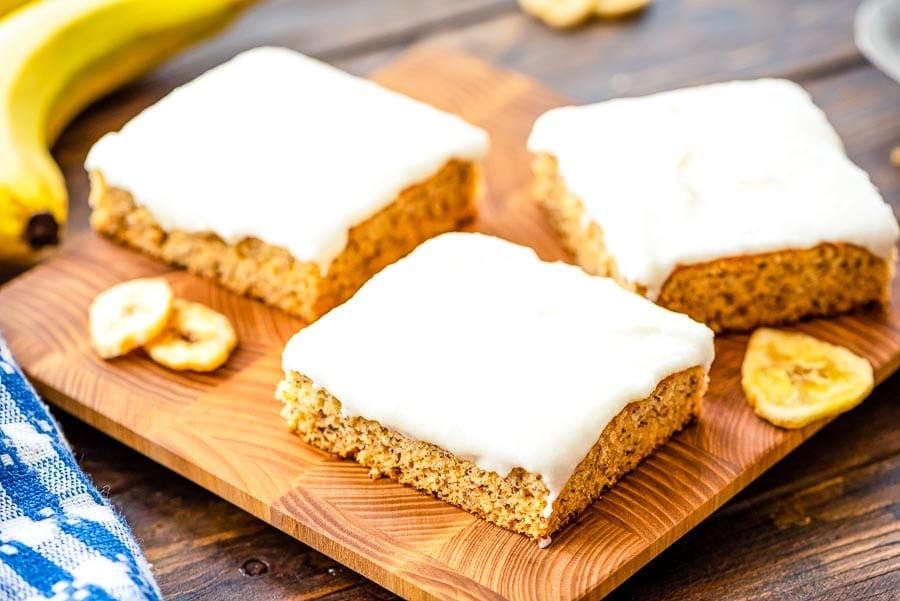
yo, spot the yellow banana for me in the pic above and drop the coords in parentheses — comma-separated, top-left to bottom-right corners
(0, 1, 30, 18)
(0, 0, 255, 266)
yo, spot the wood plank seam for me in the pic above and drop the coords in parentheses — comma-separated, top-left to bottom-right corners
(317, 1, 517, 62)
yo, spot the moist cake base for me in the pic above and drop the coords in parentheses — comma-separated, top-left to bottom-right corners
(89, 159, 479, 323)
(277, 366, 706, 542)
(532, 152, 894, 332)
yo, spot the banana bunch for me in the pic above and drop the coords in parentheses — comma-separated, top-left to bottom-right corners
(0, 0, 254, 266)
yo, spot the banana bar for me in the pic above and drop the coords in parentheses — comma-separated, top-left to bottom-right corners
(528, 79, 899, 332)
(276, 233, 715, 544)
(86, 47, 488, 323)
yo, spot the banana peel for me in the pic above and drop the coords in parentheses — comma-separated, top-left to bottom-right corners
(0, 0, 256, 266)
(741, 328, 874, 429)
(0, 1, 30, 18)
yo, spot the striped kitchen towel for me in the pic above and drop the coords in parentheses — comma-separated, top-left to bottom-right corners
(0, 332, 161, 601)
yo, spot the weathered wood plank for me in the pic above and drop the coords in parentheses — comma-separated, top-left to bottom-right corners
(410, 0, 868, 100)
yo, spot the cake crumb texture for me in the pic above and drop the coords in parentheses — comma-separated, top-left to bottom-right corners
(532, 152, 894, 332)
(277, 366, 706, 541)
(89, 159, 478, 322)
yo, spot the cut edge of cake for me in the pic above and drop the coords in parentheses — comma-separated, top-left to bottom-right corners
(276, 364, 708, 544)
(532, 151, 896, 332)
(89, 158, 480, 323)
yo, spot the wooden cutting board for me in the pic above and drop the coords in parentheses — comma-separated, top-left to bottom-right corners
(2, 48, 899, 601)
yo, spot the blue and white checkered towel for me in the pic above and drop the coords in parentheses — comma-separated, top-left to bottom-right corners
(0, 333, 160, 601)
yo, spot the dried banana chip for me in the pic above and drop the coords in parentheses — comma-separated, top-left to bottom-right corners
(519, 0, 650, 28)
(90, 278, 173, 359)
(519, 0, 594, 28)
(144, 299, 236, 372)
(595, 0, 650, 18)
(741, 328, 873, 429)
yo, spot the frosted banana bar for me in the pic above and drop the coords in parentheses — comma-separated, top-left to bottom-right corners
(528, 79, 900, 332)
(277, 232, 715, 543)
(86, 47, 488, 322)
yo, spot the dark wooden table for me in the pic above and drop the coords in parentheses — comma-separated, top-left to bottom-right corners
(18, 0, 900, 598)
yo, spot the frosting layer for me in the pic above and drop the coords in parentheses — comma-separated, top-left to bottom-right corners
(528, 79, 899, 298)
(282, 233, 714, 515)
(86, 47, 489, 274)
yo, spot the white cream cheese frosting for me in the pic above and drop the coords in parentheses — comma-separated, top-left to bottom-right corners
(85, 47, 489, 274)
(528, 79, 900, 299)
(282, 232, 715, 517)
